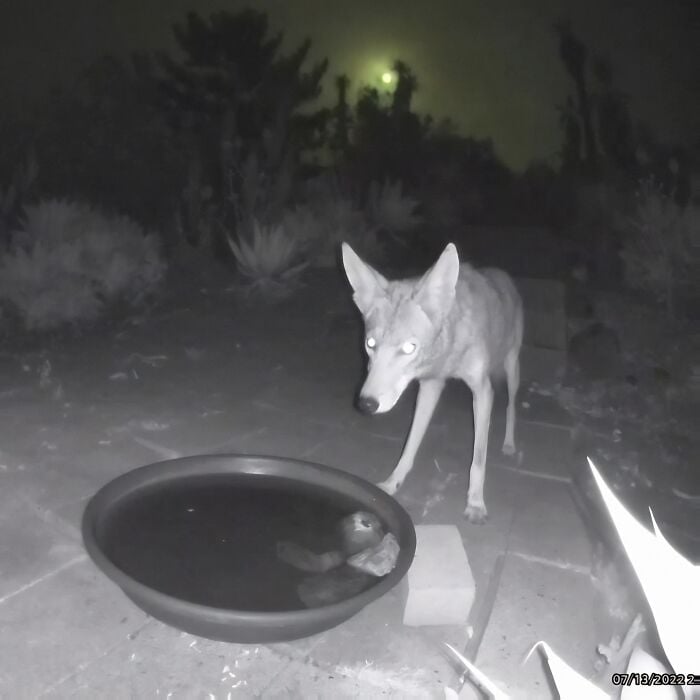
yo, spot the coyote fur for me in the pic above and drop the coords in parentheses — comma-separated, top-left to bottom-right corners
(342, 242, 524, 523)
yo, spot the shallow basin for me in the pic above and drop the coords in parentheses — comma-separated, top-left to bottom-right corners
(82, 454, 416, 643)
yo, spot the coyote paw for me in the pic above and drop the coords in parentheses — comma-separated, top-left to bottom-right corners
(377, 478, 401, 495)
(502, 442, 516, 456)
(463, 502, 488, 524)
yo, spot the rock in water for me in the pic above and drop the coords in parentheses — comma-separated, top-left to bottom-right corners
(347, 533, 400, 576)
(297, 569, 370, 607)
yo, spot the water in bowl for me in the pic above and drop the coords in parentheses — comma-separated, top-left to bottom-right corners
(98, 474, 382, 611)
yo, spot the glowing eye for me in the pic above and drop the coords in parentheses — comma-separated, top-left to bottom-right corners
(401, 341, 417, 355)
(366, 336, 376, 350)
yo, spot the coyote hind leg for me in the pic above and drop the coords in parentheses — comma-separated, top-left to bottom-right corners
(502, 347, 520, 456)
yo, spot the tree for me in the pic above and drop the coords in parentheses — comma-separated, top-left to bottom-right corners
(593, 57, 634, 171)
(349, 60, 428, 186)
(330, 74, 352, 157)
(391, 60, 418, 116)
(35, 54, 185, 227)
(156, 9, 328, 232)
(558, 96, 583, 174)
(555, 21, 598, 174)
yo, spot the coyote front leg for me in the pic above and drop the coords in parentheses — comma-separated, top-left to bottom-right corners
(464, 376, 494, 523)
(377, 378, 445, 494)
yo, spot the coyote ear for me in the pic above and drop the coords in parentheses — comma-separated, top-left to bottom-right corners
(415, 243, 460, 319)
(341, 242, 388, 314)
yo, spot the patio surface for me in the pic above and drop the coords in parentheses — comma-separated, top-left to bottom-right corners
(0, 268, 613, 698)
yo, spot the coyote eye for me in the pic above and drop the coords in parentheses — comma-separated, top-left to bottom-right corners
(366, 336, 376, 350)
(401, 341, 417, 355)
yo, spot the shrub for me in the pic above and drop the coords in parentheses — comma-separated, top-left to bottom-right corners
(618, 176, 699, 318)
(365, 179, 422, 238)
(287, 173, 380, 266)
(0, 199, 166, 329)
(225, 218, 308, 297)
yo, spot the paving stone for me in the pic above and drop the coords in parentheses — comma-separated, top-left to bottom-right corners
(0, 485, 84, 600)
(209, 416, 342, 463)
(43, 621, 291, 699)
(46, 496, 90, 544)
(302, 424, 404, 482)
(0, 559, 148, 697)
(262, 654, 450, 699)
(393, 459, 519, 599)
(519, 391, 573, 429)
(506, 421, 574, 481)
(252, 371, 363, 430)
(0, 462, 95, 513)
(299, 586, 467, 696)
(476, 555, 600, 699)
(506, 475, 593, 571)
(54, 438, 168, 491)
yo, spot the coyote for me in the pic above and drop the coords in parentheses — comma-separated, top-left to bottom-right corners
(342, 242, 524, 523)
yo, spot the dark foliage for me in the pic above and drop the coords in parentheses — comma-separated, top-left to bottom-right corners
(155, 8, 329, 229)
(33, 54, 187, 228)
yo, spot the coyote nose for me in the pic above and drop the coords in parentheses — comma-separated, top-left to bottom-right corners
(356, 395, 379, 415)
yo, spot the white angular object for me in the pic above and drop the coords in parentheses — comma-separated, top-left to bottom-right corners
(588, 458, 700, 679)
(528, 641, 608, 700)
(403, 525, 475, 626)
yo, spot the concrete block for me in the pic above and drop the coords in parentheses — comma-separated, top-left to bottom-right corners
(517, 277, 567, 350)
(520, 344, 567, 385)
(403, 525, 475, 626)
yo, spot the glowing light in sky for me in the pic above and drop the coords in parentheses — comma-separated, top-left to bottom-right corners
(381, 71, 394, 85)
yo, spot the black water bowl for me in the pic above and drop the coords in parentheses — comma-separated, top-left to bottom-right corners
(82, 454, 416, 643)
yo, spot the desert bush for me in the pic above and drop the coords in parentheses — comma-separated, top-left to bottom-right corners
(618, 176, 699, 318)
(225, 217, 308, 297)
(0, 199, 166, 329)
(365, 179, 422, 238)
(286, 174, 380, 266)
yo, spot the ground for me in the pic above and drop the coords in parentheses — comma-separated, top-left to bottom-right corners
(0, 262, 696, 698)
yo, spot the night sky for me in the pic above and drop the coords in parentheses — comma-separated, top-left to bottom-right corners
(2, 0, 698, 169)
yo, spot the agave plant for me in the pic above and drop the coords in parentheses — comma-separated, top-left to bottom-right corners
(226, 218, 308, 296)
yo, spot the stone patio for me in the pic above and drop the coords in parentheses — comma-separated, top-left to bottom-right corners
(0, 270, 612, 698)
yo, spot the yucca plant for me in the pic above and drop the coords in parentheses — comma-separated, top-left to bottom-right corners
(225, 218, 308, 297)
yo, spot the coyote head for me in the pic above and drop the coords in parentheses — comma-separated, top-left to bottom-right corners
(341, 242, 460, 414)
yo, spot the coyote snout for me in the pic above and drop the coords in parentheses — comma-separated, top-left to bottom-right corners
(342, 241, 524, 524)
(356, 348, 415, 414)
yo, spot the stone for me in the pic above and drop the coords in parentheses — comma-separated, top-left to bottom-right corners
(403, 525, 475, 626)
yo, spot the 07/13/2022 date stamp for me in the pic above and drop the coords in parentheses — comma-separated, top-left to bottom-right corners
(612, 672, 699, 687)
